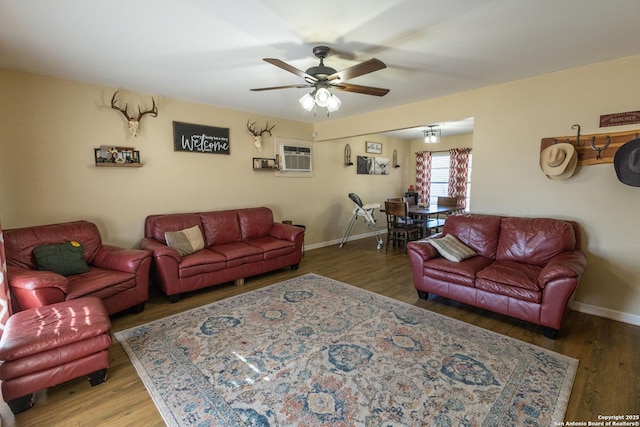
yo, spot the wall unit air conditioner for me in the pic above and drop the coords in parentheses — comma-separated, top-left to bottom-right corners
(279, 145, 312, 172)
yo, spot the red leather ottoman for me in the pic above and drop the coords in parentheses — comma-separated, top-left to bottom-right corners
(0, 296, 112, 414)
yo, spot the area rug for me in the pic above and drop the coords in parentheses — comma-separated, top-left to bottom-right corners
(115, 273, 577, 426)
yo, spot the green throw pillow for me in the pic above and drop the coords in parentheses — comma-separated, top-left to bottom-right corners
(33, 241, 89, 276)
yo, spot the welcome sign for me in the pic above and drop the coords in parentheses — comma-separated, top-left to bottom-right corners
(173, 121, 230, 154)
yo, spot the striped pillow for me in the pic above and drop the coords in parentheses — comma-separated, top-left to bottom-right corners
(428, 234, 477, 262)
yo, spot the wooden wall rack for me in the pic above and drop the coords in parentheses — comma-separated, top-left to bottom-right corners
(540, 126, 640, 166)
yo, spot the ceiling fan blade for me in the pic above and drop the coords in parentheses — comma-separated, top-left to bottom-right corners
(250, 84, 312, 92)
(327, 58, 386, 82)
(263, 58, 318, 82)
(333, 83, 389, 97)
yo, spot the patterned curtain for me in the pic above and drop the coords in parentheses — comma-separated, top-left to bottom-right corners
(415, 151, 432, 205)
(0, 221, 11, 339)
(448, 148, 471, 209)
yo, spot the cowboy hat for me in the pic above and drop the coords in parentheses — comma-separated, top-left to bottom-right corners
(614, 137, 640, 187)
(540, 143, 577, 180)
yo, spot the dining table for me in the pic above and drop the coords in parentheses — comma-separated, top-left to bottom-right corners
(408, 204, 463, 216)
(407, 204, 464, 236)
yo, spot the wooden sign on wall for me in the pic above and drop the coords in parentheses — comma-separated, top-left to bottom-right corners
(173, 121, 230, 154)
(600, 110, 640, 128)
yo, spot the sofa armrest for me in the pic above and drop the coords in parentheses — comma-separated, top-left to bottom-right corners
(140, 237, 182, 261)
(7, 266, 68, 292)
(6, 265, 68, 310)
(270, 223, 304, 242)
(407, 239, 440, 262)
(538, 250, 587, 289)
(92, 245, 152, 273)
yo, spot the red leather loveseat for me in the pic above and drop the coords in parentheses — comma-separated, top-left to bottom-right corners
(141, 207, 304, 302)
(4, 220, 152, 315)
(407, 214, 587, 338)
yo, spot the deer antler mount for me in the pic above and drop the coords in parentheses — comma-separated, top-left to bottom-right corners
(111, 91, 158, 137)
(247, 120, 276, 151)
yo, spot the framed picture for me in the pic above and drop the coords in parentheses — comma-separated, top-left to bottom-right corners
(365, 141, 382, 154)
(357, 156, 390, 175)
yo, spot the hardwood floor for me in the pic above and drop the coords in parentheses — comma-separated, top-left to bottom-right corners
(2, 237, 639, 426)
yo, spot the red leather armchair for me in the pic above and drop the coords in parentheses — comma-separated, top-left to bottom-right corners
(0, 221, 112, 414)
(3, 220, 152, 315)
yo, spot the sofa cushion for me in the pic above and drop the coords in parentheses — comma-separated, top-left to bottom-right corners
(4, 221, 102, 270)
(496, 217, 576, 265)
(65, 268, 136, 300)
(423, 255, 494, 288)
(33, 242, 89, 276)
(210, 242, 264, 267)
(247, 237, 296, 260)
(200, 210, 242, 246)
(428, 234, 477, 262)
(145, 214, 203, 244)
(443, 214, 502, 258)
(178, 249, 227, 278)
(237, 207, 274, 240)
(476, 260, 542, 303)
(164, 225, 205, 256)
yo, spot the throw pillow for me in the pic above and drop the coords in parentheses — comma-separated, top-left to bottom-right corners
(164, 225, 205, 256)
(33, 241, 89, 276)
(428, 234, 477, 262)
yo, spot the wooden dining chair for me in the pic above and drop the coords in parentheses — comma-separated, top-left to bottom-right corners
(402, 196, 426, 234)
(430, 196, 459, 235)
(437, 196, 458, 207)
(384, 200, 422, 253)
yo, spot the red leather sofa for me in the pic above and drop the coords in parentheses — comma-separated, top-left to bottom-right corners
(4, 220, 152, 315)
(141, 207, 305, 302)
(407, 214, 587, 338)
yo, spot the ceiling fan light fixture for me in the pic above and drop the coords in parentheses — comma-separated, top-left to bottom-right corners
(423, 125, 441, 143)
(253, 46, 389, 117)
(326, 93, 342, 112)
(314, 87, 331, 107)
(299, 93, 315, 111)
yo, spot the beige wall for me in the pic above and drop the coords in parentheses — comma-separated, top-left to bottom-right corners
(0, 69, 410, 249)
(2, 54, 639, 322)
(317, 55, 640, 323)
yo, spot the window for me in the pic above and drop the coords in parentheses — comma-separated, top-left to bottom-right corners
(429, 152, 472, 209)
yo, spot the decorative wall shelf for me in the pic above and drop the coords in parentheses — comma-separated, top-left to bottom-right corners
(94, 147, 141, 167)
(540, 127, 640, 166)
(253, 157, 278, 170)
(95, 163, 143, 168)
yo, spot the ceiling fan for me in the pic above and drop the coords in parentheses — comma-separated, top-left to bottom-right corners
(250, 46, 389, 113)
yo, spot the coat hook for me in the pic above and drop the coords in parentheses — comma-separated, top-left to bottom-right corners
(572, 124, 584, 146)
(590, 135, 610, 160)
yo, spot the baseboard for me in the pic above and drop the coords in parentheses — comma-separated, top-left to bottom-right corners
(571, 301, 640, 327)
(306, 234, 640, 327)
(305, 230, 384, 251)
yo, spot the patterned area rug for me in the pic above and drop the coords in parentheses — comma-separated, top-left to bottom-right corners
(115, 273, 577, 426)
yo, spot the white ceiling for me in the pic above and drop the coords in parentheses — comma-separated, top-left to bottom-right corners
(1, 0, 640, 128)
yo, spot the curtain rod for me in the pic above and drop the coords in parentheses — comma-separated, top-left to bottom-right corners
(415, 149, 473, 154)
